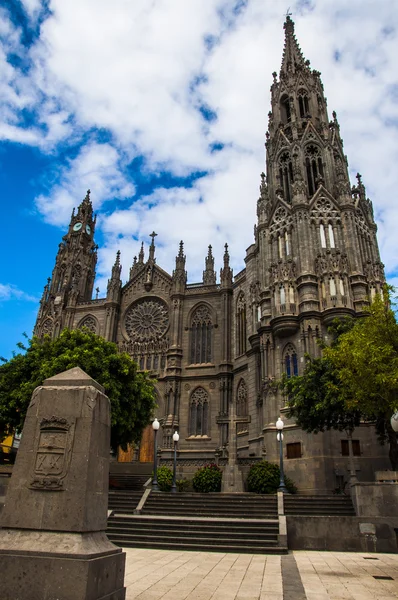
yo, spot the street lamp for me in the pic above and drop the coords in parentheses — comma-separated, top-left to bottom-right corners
(152, 418, 160, 491)
(391, 411, 398, 433)
(276, 417, 289, 493)
(171, 430, 180, 494)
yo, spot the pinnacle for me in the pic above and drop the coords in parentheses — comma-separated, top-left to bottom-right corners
(280, 14, 308, 76)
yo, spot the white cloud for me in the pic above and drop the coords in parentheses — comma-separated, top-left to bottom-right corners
(0, 283, 38, 303)
(35, 141, 136, 225)
(1, 0, 398, 285)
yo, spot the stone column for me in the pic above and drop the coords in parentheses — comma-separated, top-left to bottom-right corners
(0, 367, 126, 600)
(221, 394, 244, 493)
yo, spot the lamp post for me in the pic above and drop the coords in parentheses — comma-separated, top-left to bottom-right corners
(276, 417, 289, 493)
(171, 430, 179, 494)
(152, 418, 160, 491)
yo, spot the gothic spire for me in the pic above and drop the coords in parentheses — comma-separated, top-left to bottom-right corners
(203, 245, 216, 285)
(76, 189, 94, 222)
(129, 255, 138, 280)
(172, 240, 187, 288)
(111, 250, 122, 279)
(220, 243, 233, 288)
(138, 242, 145, 264)
(107, 250, 122, 299)
(280, 15, 309, 76)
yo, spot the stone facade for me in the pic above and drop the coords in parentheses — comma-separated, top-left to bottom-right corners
(34, 17, 389, 493)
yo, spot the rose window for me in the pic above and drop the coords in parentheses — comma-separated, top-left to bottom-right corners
(125, 299, 169, 342)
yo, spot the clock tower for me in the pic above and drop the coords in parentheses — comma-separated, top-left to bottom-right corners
(34, 190, 98, 338)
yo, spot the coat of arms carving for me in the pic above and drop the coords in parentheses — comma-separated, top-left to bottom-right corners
(29, 416, 75, 491)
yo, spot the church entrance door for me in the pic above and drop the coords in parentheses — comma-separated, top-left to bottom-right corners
(139, 424, 154, 462)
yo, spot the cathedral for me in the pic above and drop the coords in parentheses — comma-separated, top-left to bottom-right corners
(34, 16, 389, 493)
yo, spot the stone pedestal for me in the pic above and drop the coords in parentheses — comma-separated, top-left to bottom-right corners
(0, 367, 126, 600)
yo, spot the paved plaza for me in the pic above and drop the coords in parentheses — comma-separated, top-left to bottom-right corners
(123, 548, 398, 600)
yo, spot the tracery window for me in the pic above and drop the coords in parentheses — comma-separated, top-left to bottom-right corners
(329, 277, 337, 297)
(298, 89, 310, 118)
(78, 315, 97, 333)
(189, 387, 209, 436)
(41, 318, 53, 337)
(190, 305, 212, 364)
(236, 293, 247, 356)
(280, 285, 286, 305)
(279, 152, 294, 203)
(305, 144, 324, 196)
(236, 379, 248, 434)
(284, 344, 298, 378)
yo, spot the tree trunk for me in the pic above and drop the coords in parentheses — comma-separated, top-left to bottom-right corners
(386, 420, 398, 470)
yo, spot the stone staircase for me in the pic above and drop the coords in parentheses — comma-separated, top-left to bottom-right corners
(142, 492, 278, 518)
(107, 491, 286, 554)
(284, 495, 355, 516)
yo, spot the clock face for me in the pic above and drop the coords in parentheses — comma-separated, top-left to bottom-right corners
(85, 224, 91, 235)
(73, 222, 82, 232)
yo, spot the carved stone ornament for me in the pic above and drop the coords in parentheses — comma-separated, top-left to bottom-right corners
(125, 298, 169, 342)
(29, 416, 75, 491)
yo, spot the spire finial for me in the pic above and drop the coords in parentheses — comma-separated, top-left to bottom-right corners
(149, 231, 157, 262)
(203, 245, 216, 285)
(138, 242, 144, 264)
(220, 242, 233, 288)
(280, 11, 307, 75)
(178, 240, 184, 257)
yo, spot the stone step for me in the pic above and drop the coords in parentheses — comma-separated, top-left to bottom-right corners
(107, 537, 288, 554)
(107, 530, 279, 547)
(109, 518, 279, 534)
(141, 510, 277, 518)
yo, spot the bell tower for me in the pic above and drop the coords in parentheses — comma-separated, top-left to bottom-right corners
(35, 190, 98, 338)
(257, 15, 383, 329)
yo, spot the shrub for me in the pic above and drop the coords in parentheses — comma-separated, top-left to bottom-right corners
(176, 478, 191, 492)
(192, 463, 222, 493)
(155, 466, 173, 492)
(247, 460, 297, 494)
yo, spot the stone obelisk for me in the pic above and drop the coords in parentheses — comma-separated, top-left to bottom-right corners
(0, 367, 126, 600)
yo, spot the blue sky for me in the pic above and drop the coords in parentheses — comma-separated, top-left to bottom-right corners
(1, 0, 398, 359)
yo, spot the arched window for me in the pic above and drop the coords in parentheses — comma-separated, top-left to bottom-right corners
(280, 94, 291, 123)
(320, 223, 327, 248)
(298, 89, 310, 118)
(330, 278, 336, 297)
(284, 344, 298, 378)
(278, 234, 283, 258)
(236, 379, 248, 434)
(279, 151, 294, 203)
(285, 231, 290, 256)
(328, 224, 335, 248)
(189, 387, 209, 436)
(78, 315, 97, 334)
(305, 144, 324, 196)
(190, 305, 212, 364)
(280, 286, 286, 305)
(236, 293, 247, 356)
(41, 318, 53, 337)
(339, 278, 345, 297)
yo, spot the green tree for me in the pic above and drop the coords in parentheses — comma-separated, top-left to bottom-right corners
(324, 291, 398, 469)
(0, 328, 157, 451)
(282, 290, 398, 469)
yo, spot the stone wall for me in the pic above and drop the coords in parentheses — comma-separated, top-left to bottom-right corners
(287, 516, 398, 553)
(351, 482, 398, 517)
